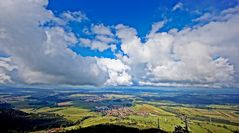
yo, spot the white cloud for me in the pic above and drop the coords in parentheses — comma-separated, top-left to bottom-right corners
(79, 24, 116, 52)
(91, 24, 114, 36)
(98, 58, 132, 86)
(172, 2, 183, 11)
(95, 35, 115, 43)
(115, 5, 239, 88)
(90, 40, 112, 52)
(0, 57, 17, 84)
(0, 0, 238, 88)
(44, 11, 88, 27)
(193, 6, 239, 23)
(193, 13, 213, 22)
(61, 11, 87, 22)
(79, 38, 116, 52)
(221, 5, 239, 16)
(0, 0, 107, 86)
(148, 21, 165, 36)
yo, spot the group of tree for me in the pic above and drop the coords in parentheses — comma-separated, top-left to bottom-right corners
(0, 103, 72, 133)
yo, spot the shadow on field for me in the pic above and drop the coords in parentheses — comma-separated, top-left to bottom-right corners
(65, 124, 167, 133)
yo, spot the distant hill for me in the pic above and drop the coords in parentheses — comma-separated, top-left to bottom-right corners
(65, 124, 167, 133)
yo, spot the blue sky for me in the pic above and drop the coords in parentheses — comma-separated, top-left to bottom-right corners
(47, 0, 238, 34)
(0, 0, 239, 88)
(47, 0, 238, 58)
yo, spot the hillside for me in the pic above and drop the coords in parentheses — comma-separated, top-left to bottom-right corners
(0, 107, 72, 133)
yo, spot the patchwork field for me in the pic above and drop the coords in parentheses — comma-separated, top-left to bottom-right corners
(1, 87, 239, 132)
(21, 103, 239, 133)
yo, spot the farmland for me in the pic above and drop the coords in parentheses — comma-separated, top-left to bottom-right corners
(0, 87, 239, 132)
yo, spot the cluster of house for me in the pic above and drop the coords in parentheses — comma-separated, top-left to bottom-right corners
(94, 106, 149, 118)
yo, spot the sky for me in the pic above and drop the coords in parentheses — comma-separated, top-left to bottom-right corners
(0, 0, 239, 88)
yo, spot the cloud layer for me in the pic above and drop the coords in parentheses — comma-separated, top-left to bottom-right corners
(0, 0, 239, 88)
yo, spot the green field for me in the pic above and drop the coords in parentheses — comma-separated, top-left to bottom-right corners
(22, 103, 239, 133)
(2, 87, 239, 133)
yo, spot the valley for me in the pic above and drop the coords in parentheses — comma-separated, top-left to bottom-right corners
(0, 87, 239, 133)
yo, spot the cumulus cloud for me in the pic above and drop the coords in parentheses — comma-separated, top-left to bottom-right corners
(0, 0, 238, 88)
(115, 5, 239, 88)
(60, 11, 87, 23)
(98, 58, 132, 86)
(91, 24, 114, 36)
(79, 38, 113, 52)
(0, 57, 17, 84)
(79, 24, 116, 52)
(0, 0, 107, 86)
